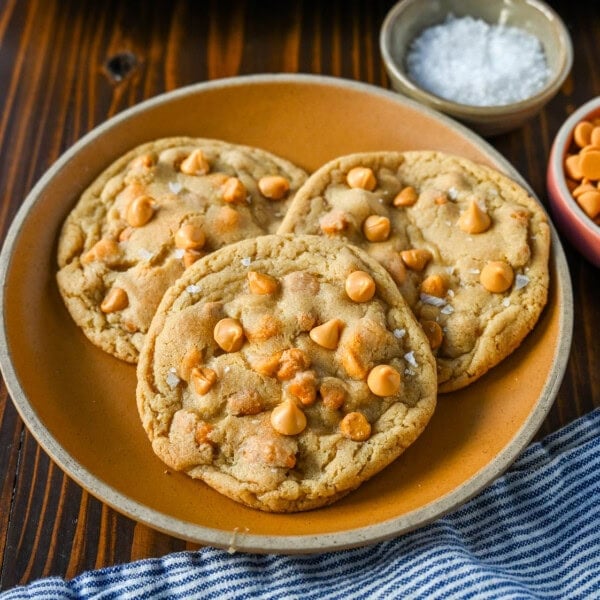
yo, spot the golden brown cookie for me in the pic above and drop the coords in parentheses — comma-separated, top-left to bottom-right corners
(136, 234, 437, 512)
(56, 137, 308, 362)
(278, 151, 550, 392)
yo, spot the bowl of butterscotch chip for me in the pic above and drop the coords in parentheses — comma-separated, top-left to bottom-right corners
(547, 96, 600, 267)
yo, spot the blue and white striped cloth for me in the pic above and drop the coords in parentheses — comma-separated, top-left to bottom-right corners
(3, 408, 599, 599)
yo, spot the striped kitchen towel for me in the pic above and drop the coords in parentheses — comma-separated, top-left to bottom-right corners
(2, 408, 599, 599)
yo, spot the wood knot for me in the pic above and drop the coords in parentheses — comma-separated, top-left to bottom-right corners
(104, 51, 138, 82)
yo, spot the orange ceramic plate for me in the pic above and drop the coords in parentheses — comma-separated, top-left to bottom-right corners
(0, 75, 572, 553)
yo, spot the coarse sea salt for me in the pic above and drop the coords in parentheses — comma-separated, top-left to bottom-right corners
(166, 368, 180, 389)
(440, 304, 455, 315)
(404, 351, 418, 368)
(406, 14, 551, 106)
(393, 328, 406, 339)
(168, 181, 183, 194)
(240, 257, 252, 267)
(186, 284, 201, 294)
(420, 293, 446, 308)
(515, 274, 530, 290)
(138, 248, 153, 261)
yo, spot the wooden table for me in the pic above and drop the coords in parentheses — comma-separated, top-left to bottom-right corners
(0, 0, 598, 590)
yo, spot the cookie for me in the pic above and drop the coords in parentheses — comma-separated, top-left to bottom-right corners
(56, 137, 308, 363)
(277, 151, 551, 392)
(136, 234, 437, 512)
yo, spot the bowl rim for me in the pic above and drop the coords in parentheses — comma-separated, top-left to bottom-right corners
(0, 73, 574, 553)
(379, 0, 574, 116)
(548, 96, 600, 241)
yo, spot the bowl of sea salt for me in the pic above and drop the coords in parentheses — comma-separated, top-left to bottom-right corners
(380, 0, 572, 136)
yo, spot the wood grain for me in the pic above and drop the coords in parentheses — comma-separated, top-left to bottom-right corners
(0, 0, 598, 589)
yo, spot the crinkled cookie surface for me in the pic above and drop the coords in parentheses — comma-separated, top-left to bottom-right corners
(56, 137, 308, 362)
(278, 151, 551, 392)
(136, 235, 437, 512)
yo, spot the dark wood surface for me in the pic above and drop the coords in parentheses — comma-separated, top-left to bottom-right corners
(0, 0, 598, 589)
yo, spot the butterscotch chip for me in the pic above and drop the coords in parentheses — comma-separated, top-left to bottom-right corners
(340, 412, 371, 441)
(421, 320, 443, 350)
(183, 249, 204, 268)
(227, 390, 263, 416)
(81, 238, 121, 265)
(137, 234, 436, 512)
(580, 150, 600, 180)
(346, 167, 376, 190)
(247, 271, 279, 295)
(258, 175, 290, 200)
(577, 190, 600, 219)
(345, 270, 376, 302)
(319, 378, 347, 410)
(56, 137, 307, 363)
(457, 199, 491, 234)
(100, 287, 128, 313)
(309, 318, 344, 349)
(180, 149, 210, 175)
(367, 364, 401, 397)
(221, 177, 247, 204)
(393, 185, 418, 207)
(420, 274, 447, 298)
(276, 348, 311, 380)
(574, 121, 594, 148)
(191, 367, 218, 395)
(249, 352, 282, 377)
(362, 215, 391, 242)
(174, 224, 206, 250)
(178, 346, 203, 380)
(270, 399, 307, 436)
(565, 154, 584, 180)
(278, 150, 550, 392)
(319, 209, 349, 234)
(480, 261, 514, 293)
(194, 421, 214, 446)
(213, 318, 245, 352)
(401, 248, 432, 271)
(286, 371, 318, 406)
(126, 195, 155, 227)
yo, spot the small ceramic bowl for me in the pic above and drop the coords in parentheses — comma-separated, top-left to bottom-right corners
(547, 97, 600, 268)
(380, 0, 573, 136)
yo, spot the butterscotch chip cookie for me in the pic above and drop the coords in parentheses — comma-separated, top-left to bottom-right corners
(278, 151, 551, 392)
(56, 137, 308, 362)
(136, 234, 436, 512)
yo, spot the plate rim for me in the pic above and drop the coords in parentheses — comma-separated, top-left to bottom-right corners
(0, 73, 573, 553)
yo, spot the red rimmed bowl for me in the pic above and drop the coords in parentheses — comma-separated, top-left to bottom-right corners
(547, 97, 600, 268)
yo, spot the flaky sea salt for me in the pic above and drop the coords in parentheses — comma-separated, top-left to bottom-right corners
(420, 293, 447, 308)
(406, 14, 551, 106)
(441, 304, 455, 315)
(502, 297, 511, 307)
(168, 181, 183, 194)
(186, 284, 201, 294)
(515, 274, 530, 290)
(240, 257, 252, 267)
(166, 368, 180, 389)
(137, 248, 153, 261)
(173, 248, 185, 259)
(404, 351, 418, 368)
(393, 328, 407, 339)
